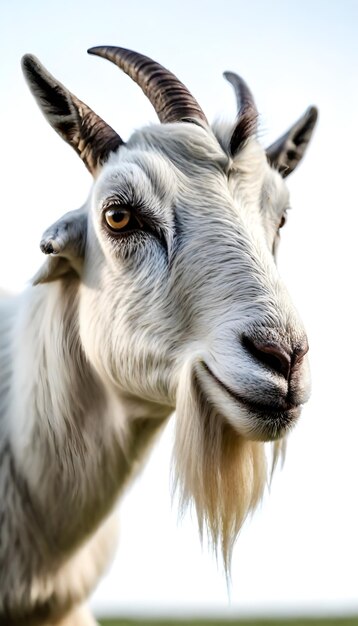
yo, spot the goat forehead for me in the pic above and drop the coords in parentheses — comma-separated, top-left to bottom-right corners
(127, 123, 229, 171)
(94, 130, 228, 217)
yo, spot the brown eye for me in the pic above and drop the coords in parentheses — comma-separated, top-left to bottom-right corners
(104, 207, 131, 231)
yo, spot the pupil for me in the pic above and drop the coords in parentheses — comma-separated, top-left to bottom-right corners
(113, 211, 125, 222)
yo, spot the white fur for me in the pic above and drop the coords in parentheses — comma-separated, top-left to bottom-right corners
(0, 117, 311, 624)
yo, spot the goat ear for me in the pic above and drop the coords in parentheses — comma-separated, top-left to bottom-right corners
(21, 54, 123, 175)
(33, 208, 87, 285)
(266, 106, 318, 177)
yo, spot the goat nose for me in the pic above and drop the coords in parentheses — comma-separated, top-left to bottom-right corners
(242, 335, 309, 380)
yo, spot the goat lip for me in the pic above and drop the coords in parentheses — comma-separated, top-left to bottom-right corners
(201, 363, 299, 415)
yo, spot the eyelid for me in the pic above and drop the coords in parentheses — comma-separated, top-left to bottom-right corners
(101, 196, 131, 212)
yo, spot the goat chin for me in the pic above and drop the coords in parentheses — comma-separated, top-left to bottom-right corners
(193, 361, 302, 444)
(173, 361, 285, 574)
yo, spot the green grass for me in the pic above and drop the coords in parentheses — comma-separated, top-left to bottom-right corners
(99, 617, 358, 626)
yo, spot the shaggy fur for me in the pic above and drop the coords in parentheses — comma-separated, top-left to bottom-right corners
(0, 49, 316, 626)
(173, 359, 267, 573)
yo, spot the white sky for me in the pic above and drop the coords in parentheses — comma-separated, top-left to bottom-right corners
(1, 0, 358, 619)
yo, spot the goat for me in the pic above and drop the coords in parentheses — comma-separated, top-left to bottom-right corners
(0, 46, 317, 626)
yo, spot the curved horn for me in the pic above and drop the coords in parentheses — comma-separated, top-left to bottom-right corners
(223, 71, 258, 156)
(88, 46, 208, 126)
(22, 54, 123, 175)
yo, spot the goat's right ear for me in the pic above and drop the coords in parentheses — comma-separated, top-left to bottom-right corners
(21, 54, 124, 175)
(266, 107, 318, 178)
(32, 208, 87, 285)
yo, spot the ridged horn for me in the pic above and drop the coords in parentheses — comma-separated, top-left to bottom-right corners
(88, 46, 208, 126)
(224, 71, 258, 155)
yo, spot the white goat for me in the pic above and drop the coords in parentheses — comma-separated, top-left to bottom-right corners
(0, 46, 317, 626)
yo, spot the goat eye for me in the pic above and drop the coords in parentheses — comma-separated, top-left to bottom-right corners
(104, 207, 131, 231)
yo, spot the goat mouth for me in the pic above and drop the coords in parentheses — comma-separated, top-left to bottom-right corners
(200, 363, 301, 438)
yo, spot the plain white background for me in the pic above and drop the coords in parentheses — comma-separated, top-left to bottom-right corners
(1, 0, 357, 619)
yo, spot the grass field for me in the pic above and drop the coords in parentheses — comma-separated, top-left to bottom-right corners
(99, 617, 358, 626)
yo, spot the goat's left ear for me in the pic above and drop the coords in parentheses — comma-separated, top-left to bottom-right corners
(32, 208, 87, 285)
(266, 106, 318, 177)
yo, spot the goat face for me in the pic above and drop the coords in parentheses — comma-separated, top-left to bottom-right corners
(23, 47, 317, 565)
(78, 124, 310, 443)
(24, 48, 316, 444)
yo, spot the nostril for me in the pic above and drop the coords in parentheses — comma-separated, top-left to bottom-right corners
(242, 335, 292, 379)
